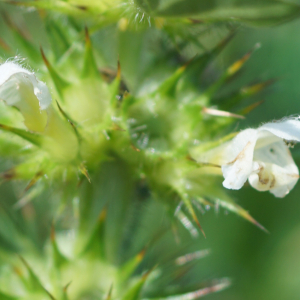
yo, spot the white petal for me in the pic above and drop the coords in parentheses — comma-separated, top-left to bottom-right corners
(31, 75, 52, 110)
(270, 186, 293, 198)
(0, 73, 48, 132)
(248, 162, 275, 192)
(253, 130, 281, 150)
(0, 61, 31, 85)
(254, 136, 298, 173)
(0, 61, 52, 110)
(259, 118, 300, 142)
(222, 129, 258, 189)
(248, 162, 298, 198)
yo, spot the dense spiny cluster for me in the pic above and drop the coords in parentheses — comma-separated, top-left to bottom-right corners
(0, 2, 293, 299)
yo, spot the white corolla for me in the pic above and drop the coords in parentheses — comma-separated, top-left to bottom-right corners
(0, 61, 52, 132)
(0, 61, 78, 161)
(194, 118, 300, 197)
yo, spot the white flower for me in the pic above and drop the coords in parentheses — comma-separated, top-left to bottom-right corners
(0, 61, 79, 162)
(0, 61, 52, 132)
(190, 118, 300, 197)
(221, 118, 300, 197)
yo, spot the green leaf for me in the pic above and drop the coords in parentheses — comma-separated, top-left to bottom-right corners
(148, 278, 231, 300)
(189, 132, 237, 157)
(79, 163, 91, 183)
(3, 14, 40, 64)
(81, 27, 100, 78)
(2, 157, 47, 181)
(197, 196, 269, 233)
(0, 37, 11, 53)
(180, 195, 206, 238)
(9, 0, 300, 27)
(0, 291, 18, 300)
(13, 184, 45, 209)
(238, 100, 265, 115)
(109, 61, 121, 107)
(119, 248, 146, 281)
(0, 134, 29, 158)
(18, 256, 49, 294)
(51, 225, 69, 268)
(154, 0, 300, 26)
(121, 92, 136, 116)
(216, 80, 273, 111)
(41, 48, 70, 100)
(62, 282, 72, 300)
(82, 208, 107, 258)
(155, 63, 187, 96)
(105, 284, 113, 300)
(122, 270, 151, 300)
(203, 44, 260, 101)
(0, 232, 19, 253)
(44, 16, 73, 61)
(184, 32, 235, 79)
(0, 124, 44, 147)
(6, 0, 89, 16)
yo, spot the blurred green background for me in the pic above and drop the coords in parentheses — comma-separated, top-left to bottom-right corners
(203, 19, 300, 299)
(1, 2, 300, 300)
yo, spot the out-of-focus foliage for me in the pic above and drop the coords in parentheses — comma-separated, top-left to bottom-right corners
(0, 165, 230, 299)
(5, 0, 300, 27)
(0, 0, 300, 300)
